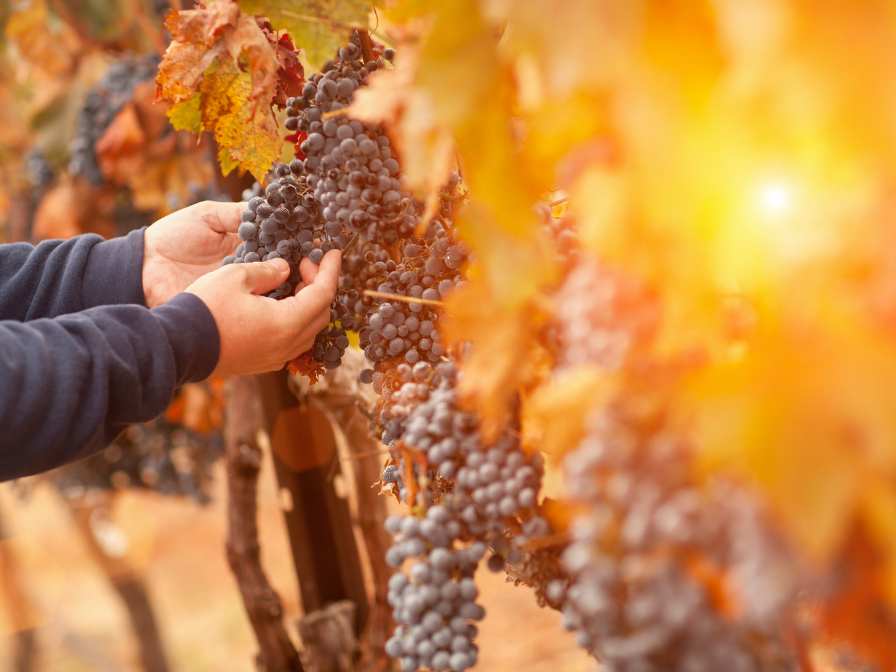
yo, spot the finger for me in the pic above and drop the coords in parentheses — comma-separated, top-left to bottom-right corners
(198, 200, 245, 234)
(240, 258, 290, 294)
(289, 312, 330, 358)
(311, 249, 341, 296)
(299, 256, 319, 284)
(225, 233, 242, 255)
(280, 250, 341, 319)
(308, 306, 332, 334)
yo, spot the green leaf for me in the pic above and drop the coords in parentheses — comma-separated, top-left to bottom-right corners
(238, 0, 371, 70)
(167, 95, 203, 133)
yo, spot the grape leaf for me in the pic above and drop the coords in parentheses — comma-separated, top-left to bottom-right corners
(441, 273, 547, 440)
(168, 95, 203, 134)
(156, 0, 294, 180)
(237, 0, 371, 70)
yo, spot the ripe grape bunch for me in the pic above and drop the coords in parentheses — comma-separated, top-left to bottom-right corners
(553, 405, 799, 672)
(380, 363, 550, 672)
(538, 257, 803, 671)
(227, 34, 464, 374)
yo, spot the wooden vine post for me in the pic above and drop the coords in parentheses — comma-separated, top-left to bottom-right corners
(256, 370, 370, 671)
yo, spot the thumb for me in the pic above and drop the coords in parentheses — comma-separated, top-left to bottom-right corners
(241, 258, 291, 294)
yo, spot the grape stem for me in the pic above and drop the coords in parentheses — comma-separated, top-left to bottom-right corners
(363, 289, 445, 307)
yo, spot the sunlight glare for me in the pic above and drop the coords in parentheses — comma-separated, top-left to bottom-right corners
(756, 180, 796, 218)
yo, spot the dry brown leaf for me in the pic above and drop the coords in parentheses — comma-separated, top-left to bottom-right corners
(158, 0, 279, 110)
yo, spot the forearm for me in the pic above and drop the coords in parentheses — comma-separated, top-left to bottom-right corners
(0, 229, 145, 321)
(0, 293, 219, 480)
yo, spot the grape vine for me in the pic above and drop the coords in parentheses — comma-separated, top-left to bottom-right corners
(226, 29, 811, 672)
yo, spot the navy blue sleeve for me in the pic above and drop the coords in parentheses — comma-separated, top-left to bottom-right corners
(0, 229, 146, 321)
(0, 293, 220, 481)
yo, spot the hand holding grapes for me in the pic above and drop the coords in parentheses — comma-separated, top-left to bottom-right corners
(185, 249, 340, 377)
(142, 200, 244, 308)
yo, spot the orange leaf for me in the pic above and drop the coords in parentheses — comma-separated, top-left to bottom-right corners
(158, 1, 280, 111)
(442, 277, 545, 440)
(95, 103, 147, 184)
(523, 366, 611, 459)
(33, 179, 90, 240)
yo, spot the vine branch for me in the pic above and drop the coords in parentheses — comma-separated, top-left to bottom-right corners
(224, 376, 303, 672)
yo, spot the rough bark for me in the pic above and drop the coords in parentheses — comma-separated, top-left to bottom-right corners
(296, 601, 358, 672)
(225, 376, 303, 672)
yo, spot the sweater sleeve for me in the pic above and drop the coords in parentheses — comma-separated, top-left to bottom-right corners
(0, 229, 146, 321)
(0, 292, 220, 481)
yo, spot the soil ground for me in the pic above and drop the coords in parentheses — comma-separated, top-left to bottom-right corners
(0, 457, 594, 672)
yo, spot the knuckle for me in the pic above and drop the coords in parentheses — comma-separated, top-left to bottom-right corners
(193, 200, 217, 218)
(233, 266, 251, 286)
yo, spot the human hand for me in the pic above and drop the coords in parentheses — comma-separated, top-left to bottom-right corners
(185, 249, 341, 377)
(143, 201, 243, 308)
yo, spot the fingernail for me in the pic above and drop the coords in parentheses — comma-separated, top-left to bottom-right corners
(270, 258, 290, 272)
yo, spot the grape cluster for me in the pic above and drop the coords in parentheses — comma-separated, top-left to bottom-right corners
(555, 406, 799, 672)
(70, 55, 160, 184)
(227, 162, 323, 294)
(359, 220, 465, 367)
(52, 406, 223, 505)
(334, 239, 391, 331)
(384, 512, 486, 672)
(551, 259, 659, 371)
(25, 149, 55, 197)
(284, 40, 412, 247)
(229, 161, 356, 369)
(380, 366, 548, 671)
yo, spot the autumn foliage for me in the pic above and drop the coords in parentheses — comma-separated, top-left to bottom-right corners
(5, 1, 896, 670)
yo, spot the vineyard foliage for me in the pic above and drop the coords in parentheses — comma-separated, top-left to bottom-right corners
(5, 0, 896, 669)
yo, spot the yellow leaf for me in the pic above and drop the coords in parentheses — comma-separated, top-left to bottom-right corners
(238, 0, 371, 70)
(201, 61, 280, 181)
(157, 0, 285, 179)
(167, 95, 203, 133)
